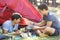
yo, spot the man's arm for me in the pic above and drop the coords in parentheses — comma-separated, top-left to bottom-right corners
(3, 29, 20, 35)
(34, 20, 46, 26)
(39, 21, 52, 29)
(40, 20, 46, 26)
(32, 20, 46, 30)
(39, 21, 52, 30)
(45, 21, 52, 27)
(32, 27, 46, 30)
(33, 21, 52, 30)
(2, 23, 9, 34)
(3, 30, 8, 34)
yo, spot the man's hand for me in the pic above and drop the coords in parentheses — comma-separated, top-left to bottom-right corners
(12, 30, 20, 35)
(34, 20, 46, 27)
(33, 26, 46, 30)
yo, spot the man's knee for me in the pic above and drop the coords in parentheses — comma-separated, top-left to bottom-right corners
(44, 27, 55, 35)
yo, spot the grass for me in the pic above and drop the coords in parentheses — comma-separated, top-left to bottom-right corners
(21, 35, 60, 40)
(4, 35, 60, 40)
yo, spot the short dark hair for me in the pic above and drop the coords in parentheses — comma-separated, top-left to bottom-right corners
(12, 14, 21, 20)
(38, 3, 48, 10)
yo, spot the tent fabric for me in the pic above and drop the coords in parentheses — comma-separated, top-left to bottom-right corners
(4, 0, 42, 22)
(0, 0, 28, 26)
(0, 0, 42, 27)
(18, 18, 28, 28)
(0, 8, 28, 26)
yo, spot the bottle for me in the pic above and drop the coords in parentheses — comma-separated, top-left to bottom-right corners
(0, 28, 2, 34)
(28, 32, 31, 37)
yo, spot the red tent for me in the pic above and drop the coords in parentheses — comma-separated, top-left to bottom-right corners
(4, 0, 42, 22)
(0, 0, 42, 25)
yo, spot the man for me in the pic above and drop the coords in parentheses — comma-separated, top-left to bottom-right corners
(33, 3, 60, 36)
(2, 14, 21, 34)
(37, 3, 60, 36)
